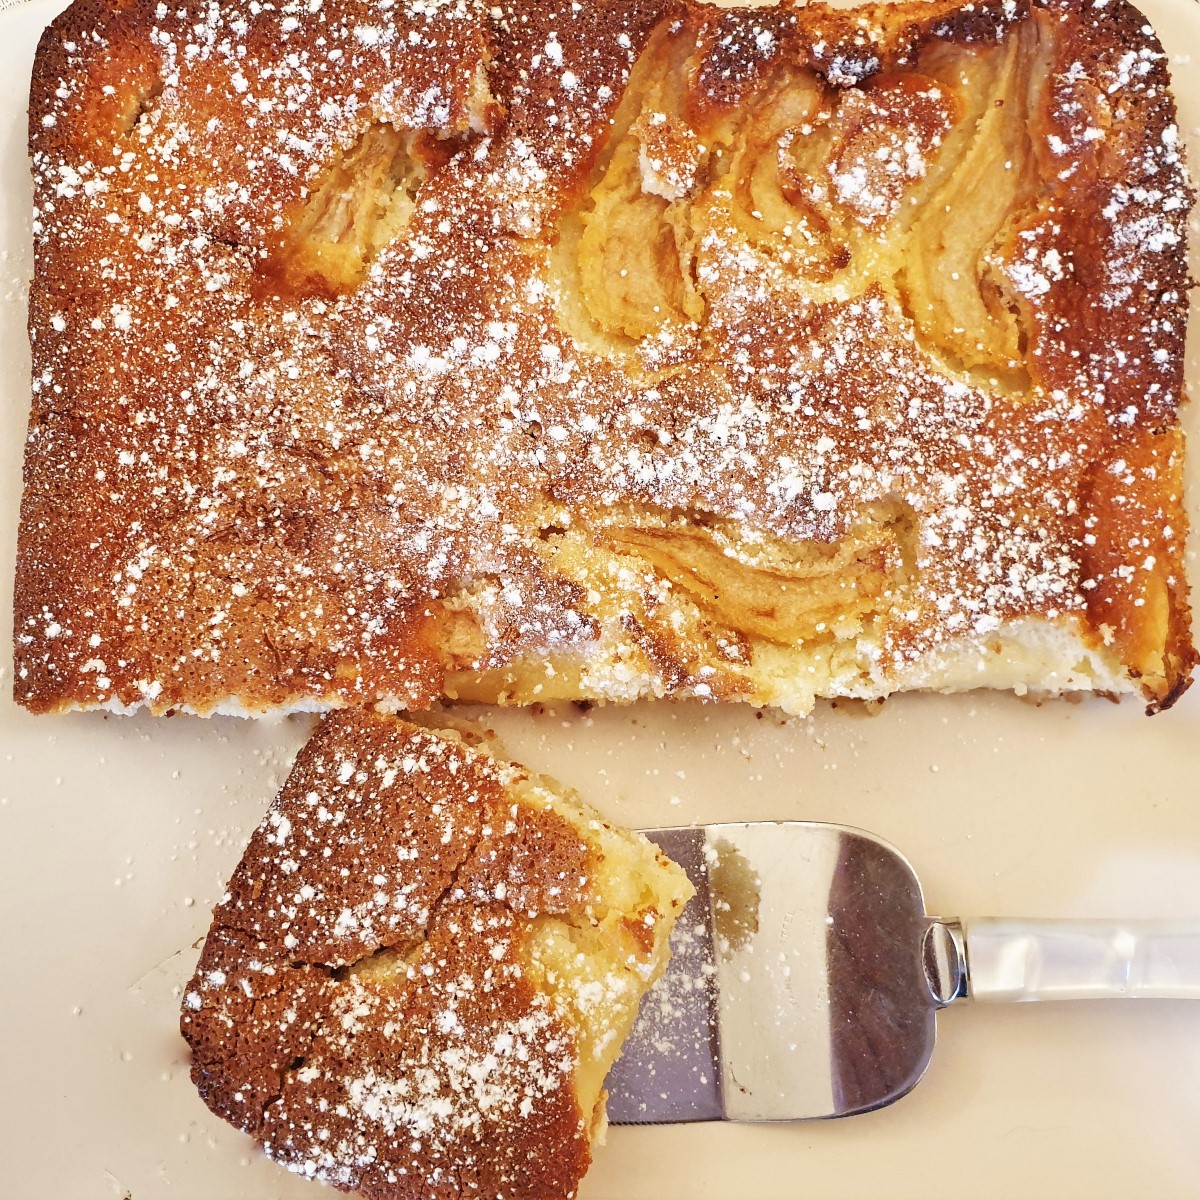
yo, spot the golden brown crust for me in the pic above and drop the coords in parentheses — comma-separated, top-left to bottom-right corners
(16, 0, 1195, 716)
(180, 711, 688, 1199)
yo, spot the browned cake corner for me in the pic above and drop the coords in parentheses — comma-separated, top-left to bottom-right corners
(16, 0, 1195, 717)
(180, 710, 692, 1198)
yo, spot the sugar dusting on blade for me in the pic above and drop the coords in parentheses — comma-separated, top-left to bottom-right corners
(605, 827, 723, 1123)
(605, 822, 940, 1123)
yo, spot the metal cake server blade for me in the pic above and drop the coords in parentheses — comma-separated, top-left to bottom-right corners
(604, 822, 1200, 1125)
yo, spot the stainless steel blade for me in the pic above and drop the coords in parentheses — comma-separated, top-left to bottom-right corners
(605, 822, 938, 1124)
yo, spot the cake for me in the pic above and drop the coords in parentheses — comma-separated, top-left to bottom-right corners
(17, 0, 1195, 717)
(181, 710, 693, 1198)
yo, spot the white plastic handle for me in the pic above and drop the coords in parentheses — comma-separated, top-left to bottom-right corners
(963, 918, 1200, 1002)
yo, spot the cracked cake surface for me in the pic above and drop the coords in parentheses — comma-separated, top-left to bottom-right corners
(181, 710, 692, 1199)
(16, 0, 1195, 717)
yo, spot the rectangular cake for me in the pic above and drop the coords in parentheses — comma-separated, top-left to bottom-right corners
(16, 0, 1195, 716)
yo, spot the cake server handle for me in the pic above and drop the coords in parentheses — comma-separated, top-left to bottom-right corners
(924, 918, 1200, 1003)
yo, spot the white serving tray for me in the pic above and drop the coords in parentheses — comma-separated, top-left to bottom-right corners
(1, 0, 1198, 1196)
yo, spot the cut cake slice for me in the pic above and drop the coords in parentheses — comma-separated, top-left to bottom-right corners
(181, 710, 693, 1199)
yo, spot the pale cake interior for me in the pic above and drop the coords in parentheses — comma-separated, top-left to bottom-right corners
(514, 774, 694, 1136)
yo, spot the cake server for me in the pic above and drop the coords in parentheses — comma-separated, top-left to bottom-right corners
(604, 821, 1200, 1123)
